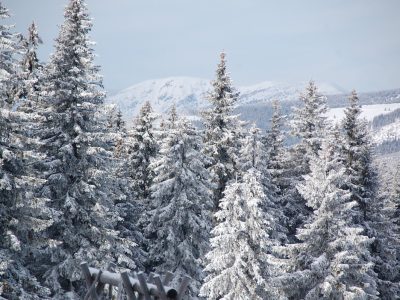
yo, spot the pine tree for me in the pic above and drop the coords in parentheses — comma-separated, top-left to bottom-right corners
(341, 90, 375, 222)
(264, 100, 289, 193)
(280, 132, 378, 299)
(202, 52, 244, 209)
(146, 113, 213, 298)
(35, 0, 137, 296)
(18, 21, 43, 106)
(200, 169, 282, 300)
(125, 101, 158, 201)
(239, 123, 287, 244)
(0, 2, 21, 105)
(342, 91, 400, 298)
(286, 81, 328, 239)
(0, 4, 52, 298)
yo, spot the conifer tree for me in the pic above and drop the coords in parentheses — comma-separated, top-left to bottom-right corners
(0, 2, 21, 105)
(146, 112, 213, 298)
(125, 101, 158, 201)
(264, 100, 289, 193)
(200, 169, 282, 300)
(286, 81, 328, 238)
(202, 52, 244, 208)
(0, 3, 52, 298)
(36, 0, 137, 295)
(341, 90, 375, 221)
(239, 124, 287, 243)
(342, 91, 400, 298)
(18, 21, 43, 106)
(280, 132, 378, 299)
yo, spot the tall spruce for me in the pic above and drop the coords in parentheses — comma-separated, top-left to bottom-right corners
(341, 90, 399, 298)
(286, 81, 328, 238)
(36, 0, 136, 296)
(126, 101, 158, 201)
(200, 169, 282, 300)
(18, 21, 43, 106)
(239, 124, 287, 244)
(146, 112, 213, 298)
(280, 130, 378, 299)
(0, 2, 21, 105)
(0, 3, 51, 298)
(202, 52, 243, 209)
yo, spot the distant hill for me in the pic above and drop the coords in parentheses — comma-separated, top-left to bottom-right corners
(106, 76, 400, 155)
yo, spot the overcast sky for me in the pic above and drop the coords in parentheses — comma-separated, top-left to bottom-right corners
(4, 0, 400, 93)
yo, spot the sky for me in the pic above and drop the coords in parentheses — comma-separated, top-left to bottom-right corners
(3, 0, 400, 94)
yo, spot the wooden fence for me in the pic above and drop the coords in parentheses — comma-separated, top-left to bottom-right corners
(80, 262, 191, 300)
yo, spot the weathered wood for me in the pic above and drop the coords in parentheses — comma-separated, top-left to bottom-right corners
(80, 263, 187, 299)
(121, 271, 137, 300)
(163, 272, 174, 285)
(177, 276, 191, 300)
(84, 270, 102, 300)
(81, 262, 94, 288)
(116, 281, 124, 300)
(137, 272, 151, 300)
(153, 275, 167, 300)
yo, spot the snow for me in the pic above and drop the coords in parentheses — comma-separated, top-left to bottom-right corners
(107, 77, 344, 121)
(373, 120, 400, 144)
(326, 103, 400, 122)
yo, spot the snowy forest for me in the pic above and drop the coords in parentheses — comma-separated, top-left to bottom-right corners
(1, 0, 400, 299)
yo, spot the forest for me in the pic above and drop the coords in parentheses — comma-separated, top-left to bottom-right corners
(1, 0, 399, 299)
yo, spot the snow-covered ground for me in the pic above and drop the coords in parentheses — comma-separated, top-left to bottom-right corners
(373, 120, 400, 144)
(326, 103, 400, 122)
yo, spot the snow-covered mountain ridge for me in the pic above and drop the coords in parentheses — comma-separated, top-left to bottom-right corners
(107, 77, 400, 155)
(107, 76, 343, 120)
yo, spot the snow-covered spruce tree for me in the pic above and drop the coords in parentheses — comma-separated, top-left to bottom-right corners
(0, 4, 53, 298)
(239, 123, 287, 244)
(17, 21, 43, 108)
(341, 91, 399, 298)
(36, 0, 137, 296)
(200, 169, 283, 300)
(0, 2, 21, 105)
(279, 130, 378, 299)
(286, 81, 328, 239)
(370, 163, 400, 299)
(125, 101, 158, 201)
(341, 90, 375, 222)
(145, 113, 213, 299)
(202, 52, 244, 209)
(106, 104, 125, 133)
(264, 100, 290, 194)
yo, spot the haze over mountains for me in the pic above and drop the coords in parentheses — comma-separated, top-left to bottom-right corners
(107, 76, 400, 155)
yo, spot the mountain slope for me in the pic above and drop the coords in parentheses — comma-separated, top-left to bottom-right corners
(107, 77, 343, 121)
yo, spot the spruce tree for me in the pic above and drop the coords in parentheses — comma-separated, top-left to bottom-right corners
(36, 0, 136, 296)
(0, 3, 51, 298)
(146, 112, 213, 298)
(202, 52, 243, 209)
(280, 131, 378, 299)
(239, 123, 287, 244)
(200, 169, 282, 300)
(18, 21, 43, 106)
(264, 100, 289, 193)
(342, 91, 400, 298)
(286, 81, 328, 239)
(125, 101, 158, 201)
(0, 2, 21, 105)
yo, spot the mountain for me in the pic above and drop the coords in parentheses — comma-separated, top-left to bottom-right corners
(107, 76, 342, 122)
(107, 76, 400, 155)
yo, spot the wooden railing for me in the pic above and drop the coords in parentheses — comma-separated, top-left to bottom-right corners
(80, 262, 191, 300)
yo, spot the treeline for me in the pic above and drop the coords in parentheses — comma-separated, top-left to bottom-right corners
(1, 1, 400, 300)
(372, 107, 400, 129)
